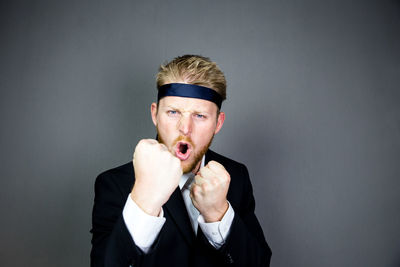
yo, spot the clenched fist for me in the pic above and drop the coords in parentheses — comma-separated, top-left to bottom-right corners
(131, 139, 182, 216)
(190, 161, 230, 222)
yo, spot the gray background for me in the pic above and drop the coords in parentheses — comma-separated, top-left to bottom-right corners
(1, 0, 399, 266)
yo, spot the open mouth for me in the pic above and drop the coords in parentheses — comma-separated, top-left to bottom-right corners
(175, 141, 191, 161)
(179, 143, 188, 154)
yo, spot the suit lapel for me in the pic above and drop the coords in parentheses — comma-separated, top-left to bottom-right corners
(164, 150, 215, 246)
(164, 187, 195, 245)
(204, 150, 212, 165)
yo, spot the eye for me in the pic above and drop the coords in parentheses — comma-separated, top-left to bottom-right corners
(167, 110, 179, 116)
(194, 114, 206, 119)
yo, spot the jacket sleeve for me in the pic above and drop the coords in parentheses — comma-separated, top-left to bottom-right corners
(217, 164, 272, 266)
(90, 171, 151, 267)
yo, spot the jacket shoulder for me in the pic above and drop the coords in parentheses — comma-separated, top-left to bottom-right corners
(94, 162, 134, 197)
(206, 149, 247, 173)
(98, 162, 133, 177)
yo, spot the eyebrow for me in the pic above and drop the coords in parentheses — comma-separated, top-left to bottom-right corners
(165, 105, 210, 115)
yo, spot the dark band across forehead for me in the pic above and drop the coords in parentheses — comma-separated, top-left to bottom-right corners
(158, 83, 222, 109)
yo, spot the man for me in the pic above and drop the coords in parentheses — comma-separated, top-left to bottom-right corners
(90, 55, 271, 266)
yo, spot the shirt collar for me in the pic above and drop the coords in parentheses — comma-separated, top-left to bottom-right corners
(179, 155, 205, 190)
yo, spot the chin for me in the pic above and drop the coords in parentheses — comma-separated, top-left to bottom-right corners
(181, 158, 198, 174)
(181, 162, 194, 174)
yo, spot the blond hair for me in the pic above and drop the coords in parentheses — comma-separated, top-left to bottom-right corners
(156, 55, 227, 101)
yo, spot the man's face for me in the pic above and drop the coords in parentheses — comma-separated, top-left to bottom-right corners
(151, 95, 225, 173)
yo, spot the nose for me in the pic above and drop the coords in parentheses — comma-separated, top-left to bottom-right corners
(178, 114, 192, 136)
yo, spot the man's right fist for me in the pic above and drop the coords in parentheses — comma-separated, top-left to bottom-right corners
(131, 139, 182, 216)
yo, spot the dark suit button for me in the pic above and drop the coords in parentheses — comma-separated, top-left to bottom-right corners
(226, 253, 234, 264)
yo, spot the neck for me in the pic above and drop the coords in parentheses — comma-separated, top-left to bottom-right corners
(191, 161, 202, 174)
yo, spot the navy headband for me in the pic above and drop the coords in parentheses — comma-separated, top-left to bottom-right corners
(158, 83, 223, 109)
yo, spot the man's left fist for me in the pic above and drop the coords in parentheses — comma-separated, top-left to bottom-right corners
(190, 160, 230, 222)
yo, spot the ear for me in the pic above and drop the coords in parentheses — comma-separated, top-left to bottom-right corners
(150, 102, 158, 126)
(214, 111, 225, 134)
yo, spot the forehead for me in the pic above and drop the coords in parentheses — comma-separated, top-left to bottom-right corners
(158, 96, 218, 113)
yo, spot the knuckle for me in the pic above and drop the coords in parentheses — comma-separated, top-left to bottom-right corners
(198, 168, 205, 177)
(202, 183, 209, 191)
(194, 176, 202, 184)
(139, 139, 150, 146)
(224, 173, 231, 182)
(209, 160, 221, 168)
(135, 142, 143, 151)
(208, 160, 217, 167)
(191, 184, 198, 192)
(191, 185, 199, 196)
(156, 144, 163, 151)
(211, 178, 219, 186)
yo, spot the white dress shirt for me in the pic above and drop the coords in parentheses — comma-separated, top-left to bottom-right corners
(123, 156, 235, 253)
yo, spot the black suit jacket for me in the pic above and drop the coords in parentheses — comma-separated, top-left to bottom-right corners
(90, 149, 271, 266)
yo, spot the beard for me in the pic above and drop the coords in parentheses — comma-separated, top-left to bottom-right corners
(157, 128, 214, 174)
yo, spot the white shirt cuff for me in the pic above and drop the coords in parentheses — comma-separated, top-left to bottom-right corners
(198, 202, 235, 249)
(122, 194, 166, 253)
